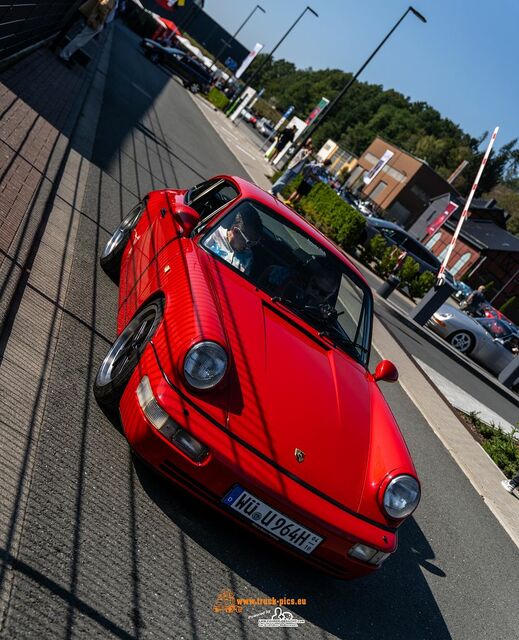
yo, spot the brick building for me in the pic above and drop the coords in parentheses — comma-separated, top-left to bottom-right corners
(409, 194, 519, 321)
(346, 137, 454, 227)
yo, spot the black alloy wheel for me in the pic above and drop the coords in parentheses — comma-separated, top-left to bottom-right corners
(94, 300, 163, 410)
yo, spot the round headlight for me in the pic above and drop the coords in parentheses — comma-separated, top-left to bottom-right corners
(383, 475, 420, 519)
(184, 341, 227, 390)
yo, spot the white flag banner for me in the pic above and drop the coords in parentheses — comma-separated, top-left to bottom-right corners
(235, 42, 263, 79)
(363, 149, 394, 185)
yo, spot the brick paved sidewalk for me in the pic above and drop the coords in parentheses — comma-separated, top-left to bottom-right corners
(0, 32, 108, 333)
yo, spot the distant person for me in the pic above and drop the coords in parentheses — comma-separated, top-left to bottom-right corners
(269, 138, 314, 198)
(269, 126, 296, 164)
(464, 285, 487, 316)
(59, 0, 117, 67)
(286, 158, 332, 205)
(502, 469, 519, 494)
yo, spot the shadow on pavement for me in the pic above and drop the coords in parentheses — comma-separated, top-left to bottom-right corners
(135, 459, 451, 640)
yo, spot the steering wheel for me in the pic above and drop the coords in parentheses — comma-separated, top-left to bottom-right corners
(303, 303, 343, 323)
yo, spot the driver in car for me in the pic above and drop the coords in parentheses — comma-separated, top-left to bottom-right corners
(204, 205, 263, 275)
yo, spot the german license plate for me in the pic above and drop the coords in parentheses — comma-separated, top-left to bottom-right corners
(222, 486, 323, 554)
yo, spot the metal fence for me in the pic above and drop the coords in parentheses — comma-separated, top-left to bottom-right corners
(0, 0, 82, 62)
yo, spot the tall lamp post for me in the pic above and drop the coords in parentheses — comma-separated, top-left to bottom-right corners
(227, 5, 318, 115)
(289, 6, 426, 156)
(210, 4, 266, 72)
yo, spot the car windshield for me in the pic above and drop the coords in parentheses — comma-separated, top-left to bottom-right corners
(200, 199, 372, 365)
(477, 318, 513, 339)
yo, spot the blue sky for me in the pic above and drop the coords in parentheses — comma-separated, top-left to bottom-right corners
(203, 0, 517, 150)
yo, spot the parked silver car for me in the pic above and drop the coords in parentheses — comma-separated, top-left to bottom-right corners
(428, 304, 519, 383)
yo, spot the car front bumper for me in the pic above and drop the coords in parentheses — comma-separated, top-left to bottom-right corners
(119, 341, 398, 579)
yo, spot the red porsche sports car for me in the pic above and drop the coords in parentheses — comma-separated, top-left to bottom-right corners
(95, 175, 420, 579)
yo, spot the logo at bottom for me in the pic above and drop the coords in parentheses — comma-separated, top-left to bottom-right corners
(257, 607, 305, 628)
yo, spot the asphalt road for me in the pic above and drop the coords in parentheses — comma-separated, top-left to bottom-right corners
(2, 23, 519, 640)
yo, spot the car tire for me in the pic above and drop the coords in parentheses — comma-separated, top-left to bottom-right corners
(189, 82, 200, 94)
(94, 300, 163, 410)
(448, 330, 475, 354)
(100, 201, 145, 281)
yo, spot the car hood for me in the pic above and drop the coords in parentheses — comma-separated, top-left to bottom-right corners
(208, 259, 375, 513)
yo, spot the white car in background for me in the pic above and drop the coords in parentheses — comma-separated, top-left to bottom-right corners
(428, 304, 519, 386)
(256, 117, 276, 137)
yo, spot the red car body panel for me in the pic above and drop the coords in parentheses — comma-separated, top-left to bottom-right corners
(111, 175, 419, 578)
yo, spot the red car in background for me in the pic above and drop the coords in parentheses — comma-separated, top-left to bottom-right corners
(95, 175, 420, 579)
(483, 306, 514, 325)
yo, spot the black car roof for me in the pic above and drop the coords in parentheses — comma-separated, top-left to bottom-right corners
(367, 217, 405, 232)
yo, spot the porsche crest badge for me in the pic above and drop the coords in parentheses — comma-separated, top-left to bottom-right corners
(294, 448, 305, 463)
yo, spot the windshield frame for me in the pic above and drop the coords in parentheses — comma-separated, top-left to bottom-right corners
(198, 197, 374, 367)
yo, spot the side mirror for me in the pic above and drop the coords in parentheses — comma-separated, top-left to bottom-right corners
(373, 359, 398, 383)
(174, 206, 201, 235)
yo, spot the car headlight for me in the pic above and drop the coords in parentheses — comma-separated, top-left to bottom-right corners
(383, 475, 420, 519)
(432, 312, 452, 327)
(184, 341, 227, 390)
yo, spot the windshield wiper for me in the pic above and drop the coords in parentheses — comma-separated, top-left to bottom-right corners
(319, 325, 353, 347)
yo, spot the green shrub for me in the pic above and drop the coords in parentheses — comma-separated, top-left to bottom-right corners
(207, 88, 229, 111)
(398, 256, 420, 287)
(376, 247, 398, 278)
(298, 182, 366, 251)
(465, 411, 519, 477)
(361, 235, 388, 265)
(482, 430, 519, 478)
(408, 270, 435, 298)
(251, 97, 281, 124)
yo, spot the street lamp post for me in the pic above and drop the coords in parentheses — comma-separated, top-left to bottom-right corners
(289, 6, 426, 157)
(227, 5, 318, 115)
(210, 4, 266, 72)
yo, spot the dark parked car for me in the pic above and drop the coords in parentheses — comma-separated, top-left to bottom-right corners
(364, 217, 454, 283)
(140, 39, 214, 93)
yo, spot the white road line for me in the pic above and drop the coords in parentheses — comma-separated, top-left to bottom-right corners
(222, 129, 239, 141)
(131, 82, 153, 99)
(233, 143, 256, 159)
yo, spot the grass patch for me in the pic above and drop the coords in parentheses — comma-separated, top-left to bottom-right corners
(458, 410, 519, 477)
(206, 87, 229, 111)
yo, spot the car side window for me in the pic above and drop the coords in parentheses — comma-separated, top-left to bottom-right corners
(187, 180, 239, 220)
(406, 239, 438, 266)
(392, 230, 407, 245)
